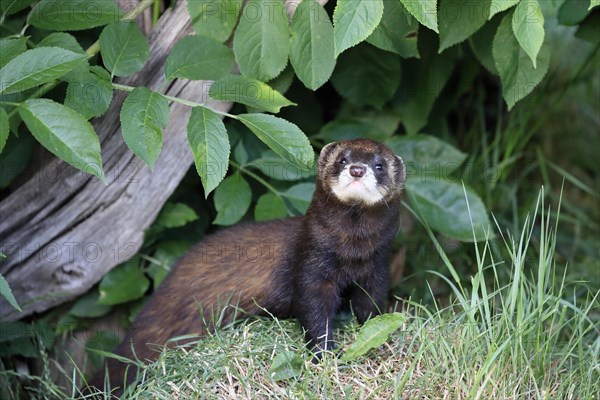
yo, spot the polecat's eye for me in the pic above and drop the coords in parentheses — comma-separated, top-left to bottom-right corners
(339, 157, 347, 165)
(375, 164, 384, 171)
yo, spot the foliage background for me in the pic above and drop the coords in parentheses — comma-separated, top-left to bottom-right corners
(0, 0, 598, 396)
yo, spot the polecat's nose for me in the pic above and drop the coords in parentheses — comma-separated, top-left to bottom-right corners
(349, 164, 366, 178)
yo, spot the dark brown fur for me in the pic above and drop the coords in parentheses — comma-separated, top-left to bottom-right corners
(86, 139, 405, 397)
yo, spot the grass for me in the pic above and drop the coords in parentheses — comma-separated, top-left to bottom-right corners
(3, 190, 598, 399)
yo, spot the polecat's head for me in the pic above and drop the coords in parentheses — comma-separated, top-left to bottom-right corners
(317, 139, 406, 206)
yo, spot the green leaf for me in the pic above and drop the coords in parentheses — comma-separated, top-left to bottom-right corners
(0, 274, 21, 312)
(0, 132, 34, 188)
(238, 113, 314, 171)
(341, 313, 405, 362)
(1, 0, 36, 16)
(575, 11, 600, 44)
(233, 0, 290, 81)
(282, 182, 315, 214)
(85, 330, 122, 369)
(493, 13, 550, 109)
(400, 0, 438, 32)
(209, 75, 295, 114)
(188, 0, 243, 42)
(64, 70, 113, 119)
(100, 21, 150, 77)
(18, 99, 106, 182)
(148, 241, 191, 289)
(249, 150, 315, 181)
(331, 44, 401, 109)
(438, 0, 491, 52)
(333, 0, 384, 56)
(558, 0, 591, 26)
(98, 259, 150, 305)
(512, 0, 545, 68)
(28, 0, 124, 31)
(120, 87, 170, 170)
(489, 0, 519, 19)
(0, 47, 87, 94)
(0, 108, 8, 154)
(255, 193, 288, 221)
(155, 202, 198, 229)
(366, 0, 419, 58)
(406, 179, 491, 242)
(290, 0, 336, 90)
(0, 38, 28, 68)
(591, 0, 600, 10)
(267, 64, 295, 95)
(213, 174, 252, 225)
(470, 13, 502, 74)
(385, 134, 466, 174)
(269, 350, 304, 381)
(69, 292, 111, 318)
(187, 106, 230, 195)
(317, 119, 387, 142)
(38, 32, 85, 53)
(165, 35, 234, 82)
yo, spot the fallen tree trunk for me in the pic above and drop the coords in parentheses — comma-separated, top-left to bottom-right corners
(0, 1, 231, 321)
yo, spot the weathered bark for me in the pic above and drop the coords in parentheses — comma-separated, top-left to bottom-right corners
(0, 1, 229, 321)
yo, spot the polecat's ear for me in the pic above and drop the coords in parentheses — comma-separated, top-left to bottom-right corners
(318, 142, 339, 171)
(395, 155, 406, 186)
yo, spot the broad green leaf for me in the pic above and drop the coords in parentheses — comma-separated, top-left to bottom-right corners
(86, 331, 122, 369)
(0, 274, 21, 312)
(213, 174, 252, 225)
(165, 35, 234, 81)
(512, 0, 545, 68)
(558, 0, 591, 25)
(98, 259, 150, 305)
(341, 313, 405, 362)
(65, 70, 113, 119)
(149, 241, 191, 289)
(233, 0, 290, 81)
(0, 108, 8, 154)
(1, 0, 36, 16)
(28, 0, 124, 31)
(267, 65, 295, 95)
(155, 202, 198, 229)
(367, 0, 419, 58)
(470, 13, 502, 73)
(255, 193, 288, 221)
(493, 13, 550, 109)
(385, 134, 467, 174)
(209, 75, 295, 113)
(575, 11, 600, 44)
(591, 0, 600, 10)
(120, 87, 170, 169)
(394, 31, 457, 134)
(188, 0, 243, 42)
(317, 119, 387, 142)
(269, 351, 304, 381)
(0, 132, 34, 188)
(438, 0, 491, 52)
(238, 113, 314, 170)
(69, 292, 111, 318)
(333, 0, 384, 56)
(290, 0, 336, 90)
(406, 179, 490, 242)
(18, 99, 106, 182)
(400, 0, 438, 32)
(0, 47, 87, 94)
(100, 21, 150, 77)
(331, 44, 401, 109)
(489, 0, 519, 19)
(249, 150, 315, 181)
(0, 38, 27, 68)
(38, 32, 85, 53)
(282, 182, 315, 214)
(187, 106, 230, 195)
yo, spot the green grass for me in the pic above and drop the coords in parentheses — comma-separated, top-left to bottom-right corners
(3, 191, 598, 399)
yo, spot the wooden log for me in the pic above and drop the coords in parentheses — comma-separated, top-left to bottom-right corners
(0, 1, 230, 320)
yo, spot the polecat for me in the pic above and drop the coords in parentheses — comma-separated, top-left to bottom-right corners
(86, 138, 405, 396)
